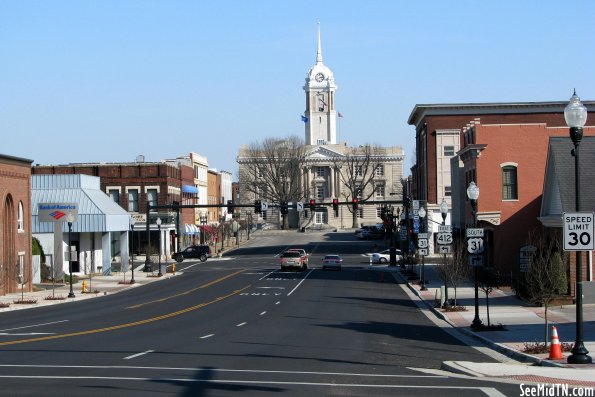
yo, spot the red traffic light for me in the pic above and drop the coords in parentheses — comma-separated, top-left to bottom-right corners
(332, 198, 339, 206)
(309, 199, 315, 205)
(352, 198, 358, 204)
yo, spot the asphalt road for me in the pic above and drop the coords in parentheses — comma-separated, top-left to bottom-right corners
(0, 231, 522, 396)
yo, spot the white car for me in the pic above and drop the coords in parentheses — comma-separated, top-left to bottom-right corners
(322, 254, 342, 271)
(372, 249, 403, 264)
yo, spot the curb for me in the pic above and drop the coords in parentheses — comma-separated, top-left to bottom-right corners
(387, 267, 566, 368)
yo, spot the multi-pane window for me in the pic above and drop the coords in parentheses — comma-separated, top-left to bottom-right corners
(445, 186, 452, 197)
(317, 139, 327, 145)
(444, 146, 455, 156)
(147, 189, 158, 210)
(375, 164, 384, 177)
(375, 184, 385, 198)
(128, 189, 139, 212)
(18, 254, 24, 284)
(316, 186, 325, 199)
(356, 186, 363, 199)
(316, 167, 325, 177)
(354, 165, 363, 177)
(17, 202, 24, 231)
(502, 166, 518, 200)
(109, 189, 120, 204)
(357, 208, 364, 218)
(376, 206, 383, 218)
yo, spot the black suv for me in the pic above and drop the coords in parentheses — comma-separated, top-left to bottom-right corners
(173, 245, 211, 263)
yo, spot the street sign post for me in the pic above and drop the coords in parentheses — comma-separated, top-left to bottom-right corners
(419, 248, 428, 256)
(468, 255, 483, 267)
(563, 212, 595, 251)
(439, 245, 451, 254)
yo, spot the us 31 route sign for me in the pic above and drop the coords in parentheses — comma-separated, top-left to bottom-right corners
(563, 212, 594, 251)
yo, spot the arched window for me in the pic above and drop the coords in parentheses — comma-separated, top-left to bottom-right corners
(17, 201, 24, 231)
(502, 165, 518, 200)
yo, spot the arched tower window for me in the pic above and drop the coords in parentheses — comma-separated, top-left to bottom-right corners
(17, 201, 25, 231)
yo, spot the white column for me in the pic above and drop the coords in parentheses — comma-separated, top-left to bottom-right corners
(328, 166, 334, 198)
(120, 231, 130, 273)
(101, 232, 111, 275)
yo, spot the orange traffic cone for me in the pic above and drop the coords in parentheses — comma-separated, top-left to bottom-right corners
(549, 325, 563, 360)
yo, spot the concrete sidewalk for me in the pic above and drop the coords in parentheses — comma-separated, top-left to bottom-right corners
(369, 261, 595, 387)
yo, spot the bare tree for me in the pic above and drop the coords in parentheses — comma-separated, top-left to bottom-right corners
(478, 267, 501, 326)
(436, 239, 469, 307)
(522, 229, 567, 345)
(239, 136, 307, 229)
(332, 144, 383, 228)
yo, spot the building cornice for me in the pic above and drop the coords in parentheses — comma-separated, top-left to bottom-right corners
(407, 101, 595, 127)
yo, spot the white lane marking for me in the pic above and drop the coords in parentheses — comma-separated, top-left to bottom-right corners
(200, 334, 214, 339)
(0, 320, 69, 332)
(0, 375, 502, 392)
(256, 286, 285, 289)
(259, 270, 276, 280)
(275, 301, 280, 305)
(259, 311, 266, 316)
(0, 332, 55, 336)
(123, 350, 154, 360)
(236, 322, 247, 327)
(0, 365, 447, 378)
(287, 269, 313, 296)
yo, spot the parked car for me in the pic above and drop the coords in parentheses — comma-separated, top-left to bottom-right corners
(286, 248, 309, 266)
(322, 254, 342, 271)
(280, 251, 307, 271)
(371, 249, 403, 264)
(173, 245, 211, 263)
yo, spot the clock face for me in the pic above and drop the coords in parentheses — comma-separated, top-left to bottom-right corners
(315, 72, 324, 82)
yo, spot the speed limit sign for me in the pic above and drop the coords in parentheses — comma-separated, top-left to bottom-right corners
(564, 212, 594, 251)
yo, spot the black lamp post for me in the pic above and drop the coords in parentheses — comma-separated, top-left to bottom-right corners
(467, 181, 483, 329)
(418, 206, 427, 291)
(156, 217, 163, 277)
(565, 90, 592, 364)
(66, 213, 75, 298)
(440, 198, 449, 305)
(130, 217, 135, 284)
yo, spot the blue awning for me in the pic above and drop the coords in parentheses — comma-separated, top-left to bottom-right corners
(182, 185, 199, 194)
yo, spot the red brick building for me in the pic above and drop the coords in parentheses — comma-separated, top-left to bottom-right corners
(408, 100, 595, 290)
(0, 154, 33, 295)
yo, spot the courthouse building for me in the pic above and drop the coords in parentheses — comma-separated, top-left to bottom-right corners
(238, 27, 404, 229)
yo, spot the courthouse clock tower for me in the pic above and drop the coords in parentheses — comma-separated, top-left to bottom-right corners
(304, 24, 337, 146)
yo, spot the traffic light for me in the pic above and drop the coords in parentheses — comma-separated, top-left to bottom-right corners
(254, 199, 261, 213)
(309, 198, 316, 211)
(352, 197, 359, 211)
(332, 198, 339, 216)
(280, 202, 288, 215)
(227, 200, 233, 214)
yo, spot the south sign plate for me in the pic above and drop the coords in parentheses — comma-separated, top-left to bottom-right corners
(563, 212, 595, 251)
(466, 228, 484, 238)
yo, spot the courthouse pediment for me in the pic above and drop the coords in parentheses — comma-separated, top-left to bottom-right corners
(305, 146, 345, 161)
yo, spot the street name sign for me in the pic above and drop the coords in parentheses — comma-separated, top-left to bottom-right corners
(563, 212, 595, 251)
(466, 228, 484, 238)
(436, 232, 453, 245)
(468, 255, 484, 267)
(439, 245, 451, 254)
(467, 237, 484, 254)
(438, 225, 452, 233)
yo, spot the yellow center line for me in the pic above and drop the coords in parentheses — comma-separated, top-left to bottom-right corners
(0, 285, 252, 347)
(127, 268, 246, 309)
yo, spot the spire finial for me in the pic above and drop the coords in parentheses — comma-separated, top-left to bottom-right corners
(316, 22, 322, 64)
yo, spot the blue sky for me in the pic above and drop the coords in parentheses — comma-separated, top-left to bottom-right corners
(2, 1, 594, 178)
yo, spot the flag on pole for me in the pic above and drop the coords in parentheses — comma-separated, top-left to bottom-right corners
(301, 115, 308, 123)
(338, 112, 344, 118)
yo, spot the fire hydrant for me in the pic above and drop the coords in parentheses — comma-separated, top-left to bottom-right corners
(82, 280, 88, 293)
(172, 263, 176, 275)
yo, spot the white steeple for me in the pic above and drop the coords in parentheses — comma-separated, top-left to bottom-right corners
(303, 23, 337, 146)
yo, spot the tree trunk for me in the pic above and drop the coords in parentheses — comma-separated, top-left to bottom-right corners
(352, 211, 358, 228)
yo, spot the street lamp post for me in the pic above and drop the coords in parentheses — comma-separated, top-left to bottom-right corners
(66, 213, 75, 298)
(467, 181, 483, 329)
(156, 217, 163, 277)
(440, 198, 449, 305)
(565, 90, 592, 364)
(418, 206, 427, 290)
(129, 217, 135, 284)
